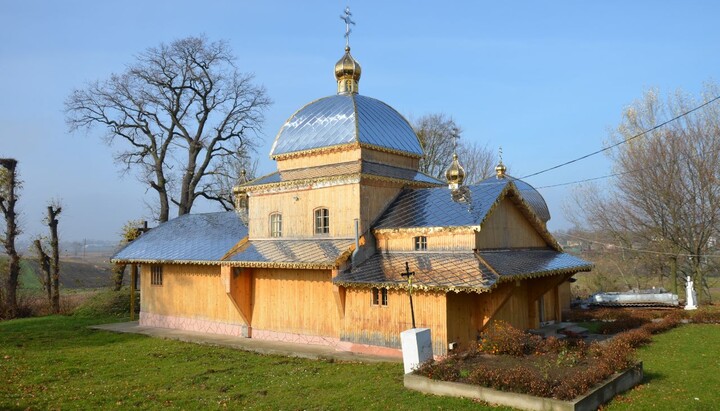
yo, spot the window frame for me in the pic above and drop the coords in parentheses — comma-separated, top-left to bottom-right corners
(414, 236, 427, 251)
(150, 265, 163, 286)
(314, 207, 330, 235)
(269, 212, 282, 238)
(372, 287, 388, 306)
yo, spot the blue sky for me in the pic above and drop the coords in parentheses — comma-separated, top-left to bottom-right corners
(1, 1, 718, 242)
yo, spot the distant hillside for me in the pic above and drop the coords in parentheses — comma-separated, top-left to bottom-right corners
(22, 258, 126, 289)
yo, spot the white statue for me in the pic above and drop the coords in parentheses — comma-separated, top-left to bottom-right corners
(685, 275, 698, 310)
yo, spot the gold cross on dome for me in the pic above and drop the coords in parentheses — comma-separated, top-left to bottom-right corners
(340, 6, 356, 48)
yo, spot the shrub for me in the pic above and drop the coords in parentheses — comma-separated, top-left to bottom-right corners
(73, 288, 139, 317)
(690, 307, 720, 324)
(615, 328, 652, 348)
(598, 316, 649, 334)
(478, 321, 542, 356)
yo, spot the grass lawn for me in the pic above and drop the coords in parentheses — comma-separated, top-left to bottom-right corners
(1, 315, 717, 410)
(606, 323, 720, 411)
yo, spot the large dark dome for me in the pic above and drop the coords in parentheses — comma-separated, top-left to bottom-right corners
(269, 94, 423, 159)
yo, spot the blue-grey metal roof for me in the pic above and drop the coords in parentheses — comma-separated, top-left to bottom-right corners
(226, 239, 354, 268)
(334, 251, 496, 292)
(334, 249, 591, 291)
(373, 176, 550, 230)
(111, 212, 247, 263)
(478, 249, 593, 280)
(270, 94, 423, 158)
(245, 161, 442, 187)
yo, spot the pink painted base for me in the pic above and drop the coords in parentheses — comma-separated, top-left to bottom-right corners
(140, 312, 247, 337)
(140, 312, 403, 358)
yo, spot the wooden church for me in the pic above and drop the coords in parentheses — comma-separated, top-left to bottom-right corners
(113, 33, 592, 356)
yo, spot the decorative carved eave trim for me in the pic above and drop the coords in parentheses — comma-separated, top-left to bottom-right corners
(271, 141, 423, 161)
(495, 265, 593, 283)
(332, 280, 493, 294)
(110, 258, 223, 266)
(245, 172, 439, 195)
(373, 225, 481, 238)
(247, 175, 360, 195)
(223, 261, 338, 270)
(360, 174, 442, 188)
(271, 142, 360, 161)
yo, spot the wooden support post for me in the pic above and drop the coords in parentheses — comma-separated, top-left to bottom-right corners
(221, 266, 253, 330)
(553, 284, 561, 322)
(331, 268, 346, 319)
(130, 264, 137, 321)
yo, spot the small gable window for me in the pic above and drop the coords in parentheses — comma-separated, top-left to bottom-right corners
(270, 213, 282, 238)
(314, 208, 330, 235)
(414, 236, 427, 251)
(372, 287, 388, 306)
(151, 265, 163, 286)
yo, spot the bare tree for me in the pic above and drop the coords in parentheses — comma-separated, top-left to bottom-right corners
(0, 158, 21, 318)
(205, 148, 258, 211)
(412, 113, 496, 182)
(32, 204, 62, 313)
(570, 85, 720, 302)
(65, 36, 272, 222)
(457, 141, 496, 183)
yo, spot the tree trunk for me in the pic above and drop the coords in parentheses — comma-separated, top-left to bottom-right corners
(33, 239, 52, 304)
(47, 206, 61, 314)
(670, 256, 678, 295)
(0, 158, 20, 318)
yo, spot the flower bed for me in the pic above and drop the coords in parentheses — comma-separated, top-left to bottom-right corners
(413, 310, 697, 401)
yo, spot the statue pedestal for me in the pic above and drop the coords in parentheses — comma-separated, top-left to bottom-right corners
(400, 328, 433, 374)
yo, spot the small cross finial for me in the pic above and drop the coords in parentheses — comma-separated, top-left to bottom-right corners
(451, 126, 460, 153)
(498, 146, 503, 164)
(340, 6, 355, 48)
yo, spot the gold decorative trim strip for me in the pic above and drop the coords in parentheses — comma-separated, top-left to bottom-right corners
(271, 143, 360, 160)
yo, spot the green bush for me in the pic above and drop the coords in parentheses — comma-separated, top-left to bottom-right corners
(73, 288, 139, 317)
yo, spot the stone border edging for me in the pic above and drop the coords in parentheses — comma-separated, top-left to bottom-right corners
(404, 362, 643, 411)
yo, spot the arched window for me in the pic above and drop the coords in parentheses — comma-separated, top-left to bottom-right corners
(269, 213, 282, 238)
(414, 236, 427, 251)
(314, 208, 329, 235)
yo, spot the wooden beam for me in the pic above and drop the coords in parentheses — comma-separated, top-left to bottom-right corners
(130, 264, 137, 321)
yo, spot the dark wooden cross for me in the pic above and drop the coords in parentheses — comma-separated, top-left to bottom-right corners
(401, 261, 416, 329)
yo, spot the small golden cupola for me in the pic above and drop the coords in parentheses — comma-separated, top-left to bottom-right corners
(446, 153, 466, 190)
(495, 147, 507, 179)
(336, 7, 361, 94)
(232, 169, 250, 224)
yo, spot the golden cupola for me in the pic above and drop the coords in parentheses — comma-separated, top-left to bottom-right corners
(495, 147, 507, 179)
(446, 153, 466, 190)
(335, 46, 361, 94)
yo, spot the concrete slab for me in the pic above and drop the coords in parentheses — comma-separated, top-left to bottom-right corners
(90, 322, 401, 364)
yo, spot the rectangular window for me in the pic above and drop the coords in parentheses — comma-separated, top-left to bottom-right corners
(151, 265, 163, 286)
(414, 236, 427, 251)
(314, 208, 330, 235)
(270, 213, 282, 237)
(372, 287, 388, 306)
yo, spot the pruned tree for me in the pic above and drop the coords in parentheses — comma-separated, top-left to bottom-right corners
(112, 220, 145, 291)
(412, 113, 496, 183)
(65, 36, 272, 222)
(32, 203, 62, 313)
(0, 158, 21, 318)
(569, 85, 720, 303)
(33, 238, 52, 303)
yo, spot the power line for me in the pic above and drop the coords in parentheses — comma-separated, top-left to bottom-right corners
(556, 232, 720, 259)
(519, 94, 720, 180)
(534, 132, 720, 190)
